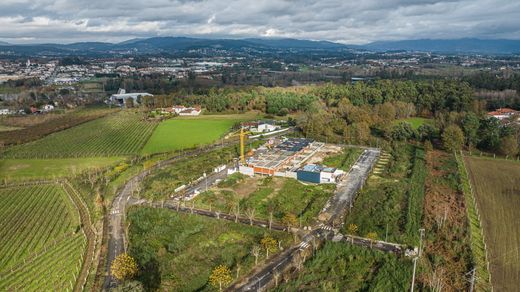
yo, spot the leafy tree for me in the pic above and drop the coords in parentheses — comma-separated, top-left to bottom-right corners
(416, 123, 437, 142)
(499, 135, 518, 156)
(261, 235, 278, 258)
(461, 112, 480, 147)
(366, 232, 378, 248)
(442, 125, 464, 152)
(209, 265, 233, 291)
(477, 118, 501, 151)
(111, 253, 138, 281)
(390, 122, 415, 141)
(282, 212, 298, 231)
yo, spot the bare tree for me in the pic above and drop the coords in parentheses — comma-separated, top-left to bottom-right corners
(245, 208, 256, 226)
(428, 267, 445, 292)
(232, 203, 240, 223)
(251, 245, 260, 265)
(273, 270, 281, 287)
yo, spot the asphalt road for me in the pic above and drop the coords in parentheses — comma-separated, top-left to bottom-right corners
(321, 148, 380, 226)
(102, 129, 293, 290)
(230, 148, 381, 291)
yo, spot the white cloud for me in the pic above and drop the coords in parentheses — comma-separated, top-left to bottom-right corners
(0, 0, 518, 44)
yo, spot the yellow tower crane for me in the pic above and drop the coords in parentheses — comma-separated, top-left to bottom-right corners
(240, 127, 246, 164)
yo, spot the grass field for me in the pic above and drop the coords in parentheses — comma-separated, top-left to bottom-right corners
(128, 207, 291, 291)
(3, 111, 157, 158)
(142, 119, 237, 154)
(194, 176, 335, 226)
(273, 242, 412, 291)
(0, 125, 23, 132)
(394, 117, 432, 130)
(464, 156, 520, 292)
(0, 157, 122, 180)
(343, 144, 425, 245)
(0, 184, 85, 291)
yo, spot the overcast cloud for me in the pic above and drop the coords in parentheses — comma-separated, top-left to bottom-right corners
(0, 0, 519, 44)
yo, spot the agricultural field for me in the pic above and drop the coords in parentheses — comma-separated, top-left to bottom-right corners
(0, 157, 122, 180)
(0, 184, 85, 291)
(394, 117, 432, 130)
(0, 106, 116, 146)
(3, 111, 157, 158)
(142, 118, 237, 154)
(464, 156, 520, 292)
(272, 242, 412, 291)
(127, 207, 291, 291)
(194, 176, 335, 226)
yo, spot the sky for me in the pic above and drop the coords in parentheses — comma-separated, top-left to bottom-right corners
(0, 0, 519, 44)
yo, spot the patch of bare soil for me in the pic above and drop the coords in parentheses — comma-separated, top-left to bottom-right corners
(419, 150, 471, 291)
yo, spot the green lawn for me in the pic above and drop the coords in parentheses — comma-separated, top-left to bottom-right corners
(394, 117, 432, 130)
(142, 119, 237, 154)
(0, 157, 122, 180)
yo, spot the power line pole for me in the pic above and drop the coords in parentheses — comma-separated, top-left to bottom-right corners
(418, 228, 425, 257)
(410, 256, 418, 292)
(466, 267, 477, 292)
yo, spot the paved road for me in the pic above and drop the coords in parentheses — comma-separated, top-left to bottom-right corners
(320, 148, 380, 226)
(230, 148, 381, 291)
(102, 130, 293, 290)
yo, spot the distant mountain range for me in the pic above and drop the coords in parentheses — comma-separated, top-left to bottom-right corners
(0, 37, 519, 56)
(365, 38, 520, 54)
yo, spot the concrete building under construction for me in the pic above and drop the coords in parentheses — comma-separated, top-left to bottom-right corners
(238, 137, 345, 183)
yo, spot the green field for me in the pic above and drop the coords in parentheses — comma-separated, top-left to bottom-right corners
(194, 176, 335, 226)
(141, 119, 237, 154)
(0, 184, 85, 291)
(464, 157, 520, 292)
(128, 207, 291, 291)
(3, 111, 157, 158)
(272, 242, 412, 291)
(394, 117, 432, 130)
(343, 144, 425, 245)
(0, 157, 122, 180)
(322, 147, 363, 171)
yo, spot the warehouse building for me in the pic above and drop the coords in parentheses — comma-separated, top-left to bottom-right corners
(296, 164, 344, 184)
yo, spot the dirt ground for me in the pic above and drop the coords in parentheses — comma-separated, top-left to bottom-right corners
(420, 150, 471, 291)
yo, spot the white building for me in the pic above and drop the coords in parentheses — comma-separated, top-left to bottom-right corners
(110, 88, 153, 107)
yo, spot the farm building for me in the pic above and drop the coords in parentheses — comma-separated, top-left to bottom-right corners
(110, 88, 153, 107)
(487, 108, 519, 120)
(243, 120, 281, 133)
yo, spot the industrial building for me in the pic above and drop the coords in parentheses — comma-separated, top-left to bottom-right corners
(110, 88, 153, 106)
(238, 137, 344, 184)
(296, 164, 344, 184)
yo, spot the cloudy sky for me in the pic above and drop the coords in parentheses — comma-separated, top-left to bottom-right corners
(0, 0, 519, 44)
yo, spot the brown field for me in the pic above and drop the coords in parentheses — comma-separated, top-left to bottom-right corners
(420, 151, 472, 291)
(464, 156, 520, 292)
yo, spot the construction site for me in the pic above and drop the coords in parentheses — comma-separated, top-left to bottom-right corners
(237, 135, 346, 184)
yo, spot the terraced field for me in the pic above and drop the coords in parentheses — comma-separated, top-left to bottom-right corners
(0, 184, 86, 291)
(3, 111, 158, 158)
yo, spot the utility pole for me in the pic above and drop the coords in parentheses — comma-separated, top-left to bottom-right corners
(466, 268, 477, 292)
(418, 228, 425, 257)
(410, 256, 418, 292)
